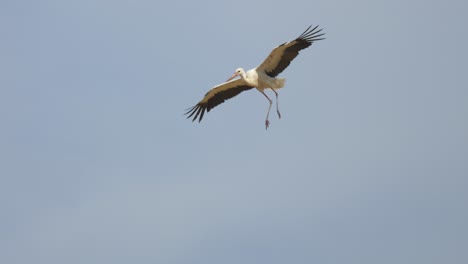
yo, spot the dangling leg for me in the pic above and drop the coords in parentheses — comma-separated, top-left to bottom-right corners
(258, 90, 272, 129)
(270, 88, 281, 119)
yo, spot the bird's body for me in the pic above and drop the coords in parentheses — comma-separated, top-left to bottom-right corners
(185, 25, 324, 129)
(235, 68, 286, 90)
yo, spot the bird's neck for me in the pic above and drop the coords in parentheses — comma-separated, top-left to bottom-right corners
(239, 71, 247, 80)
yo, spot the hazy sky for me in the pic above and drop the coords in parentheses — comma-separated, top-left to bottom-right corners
(1, 0, 467, 263)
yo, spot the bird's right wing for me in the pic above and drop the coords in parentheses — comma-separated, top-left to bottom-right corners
(185, 78, 254, 122)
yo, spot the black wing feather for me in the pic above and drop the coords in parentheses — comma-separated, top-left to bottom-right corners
(265, 25, 325, 77)
(185, 84, 254, 122)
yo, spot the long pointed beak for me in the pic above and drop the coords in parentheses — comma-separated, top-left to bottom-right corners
(226, 72, 238, 82)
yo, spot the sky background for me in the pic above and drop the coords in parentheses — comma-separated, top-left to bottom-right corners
(1, 0, 468, 263)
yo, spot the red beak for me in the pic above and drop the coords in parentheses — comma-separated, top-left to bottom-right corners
(226, 72, 238, 82)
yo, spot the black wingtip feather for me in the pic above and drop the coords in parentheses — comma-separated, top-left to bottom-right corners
(199, 107, 206, 122)
(185, 105, 198, 119)
(184, 106, 196, 116)
(298, 25, 325, 44)
(298, 25, 313, 38)
(192, 106, 203, 122)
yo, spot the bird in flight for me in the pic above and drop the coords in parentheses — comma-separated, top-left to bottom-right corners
(185, 25, 325, 129)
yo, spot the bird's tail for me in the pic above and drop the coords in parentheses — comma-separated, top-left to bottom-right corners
(274, 78, 286, 89)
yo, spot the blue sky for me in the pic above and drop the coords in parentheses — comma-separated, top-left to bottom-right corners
(1, 0, 467, 263)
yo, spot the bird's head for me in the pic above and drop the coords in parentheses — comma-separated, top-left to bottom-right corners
(226, 68, 245, 82)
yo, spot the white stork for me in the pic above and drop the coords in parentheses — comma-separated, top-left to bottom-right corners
(185, 25, 325, 129)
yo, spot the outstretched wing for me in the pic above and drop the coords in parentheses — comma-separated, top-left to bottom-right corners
(185, 78, 254, 122)
(257, 25, 325, 77)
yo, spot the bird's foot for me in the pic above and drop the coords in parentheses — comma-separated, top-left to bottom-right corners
(277, 110, 281, 119)
(265, 119, 270, 130)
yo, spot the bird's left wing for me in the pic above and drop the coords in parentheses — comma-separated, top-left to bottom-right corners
(257, 25, 325, 78)
(185, 78, 254, 122)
